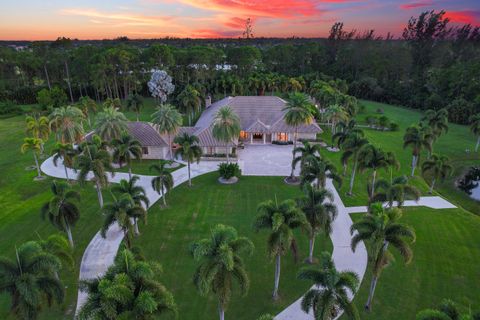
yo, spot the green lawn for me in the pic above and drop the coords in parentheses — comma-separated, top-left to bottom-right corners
(135, 173, 332, 320)
(114, 159, 184, 176)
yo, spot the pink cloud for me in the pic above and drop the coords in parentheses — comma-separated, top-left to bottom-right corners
(400, 1, 434, 10)
(444, 10, 480, 25)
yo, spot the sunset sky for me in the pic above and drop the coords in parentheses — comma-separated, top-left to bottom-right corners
(1, 0, 479, 40)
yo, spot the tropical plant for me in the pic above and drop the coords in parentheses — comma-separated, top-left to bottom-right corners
(298, 251, 359, 320)
(403, 125, 434, 176)
(190, 224, 254, 320)
(25, 115, 50, 153)
(126, 93, 144, 121)
(112, 133, 142, 179)
(301, 157, 342, 190)
(94, 106, 128, 141)
(36, 234, 74, 272)
(371, 175, 421, 207)
(151, 104, 183, 160)
(253, 198, 309, 300)
(469, 114, 480, 152)
(78, 96, 97, 128)
(297, 185, 337, 264)
(350, 203, 416, 310)
(340, 133, 369, 195)
(332, 119, 363, 148)
(325, 104, 349, 134)
(52, 142, 75, 181)
(283, 92, 315, 179)
(150, 161, 174, 207)
(416, 299, 480, 320)
(292, 140, 322, 173)
(218, 162, 241, 180)
(358, 144, 391, 198)
(212, 106, 241, 163)
(421, 154, 453, 193)
(421, 108, 449, 140)
(177, 84, 201, 125)
(78, 249, 177, 320)
(0, 241, 64, 320)
(49, 105, 85, 144)
(174, 132, 202, 187)
(21, 137, 43, 179)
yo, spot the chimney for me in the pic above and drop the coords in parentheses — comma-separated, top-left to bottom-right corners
(205, 95, 212, 108)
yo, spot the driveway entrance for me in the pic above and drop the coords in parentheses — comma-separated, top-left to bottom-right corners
(237, 144, 300, 176)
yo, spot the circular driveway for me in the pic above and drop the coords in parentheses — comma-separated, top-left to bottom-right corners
(237, 144, 300, 176)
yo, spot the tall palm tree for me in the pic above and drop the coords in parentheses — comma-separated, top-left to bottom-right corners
(41, 180, 80, 247)
(371, 175, 421, 207)
(78, 249, 177, 320)
(421, 108, 449, 140)
(111, 176, 150, 235)
(421, 154, 453, 194)
(190, 224, 254, 320)
(52, 143, 75, 182)
(325, 104, 349, 135)
(253, 198, 309, 300)
(297, 185, 337, 264)
(298, 251, 360, 320)
(416, 299, 480, 320)
(25, 115, 50, 154)
(350, 203, 416, 311)
(174, 132, 202, 187)
(341, 133, 369, 195)
(151, 104, 183, 160)
(212, 106, 241, 163)
(36, 234, 74, 272)
(94, 106, 128, 141)
(358, 144, 390, 198)
(78, 96, 97, 128)
(112, 133, 142, 179)
(0, 241, 64, 320)
(403, 125, 433, 177)
(332, 119, 363, 148)
(101, 194, 146, 248)
(301, 157, 342, 190)
(76, 145, 113, 207)
(49, 105, 85, 144)
(469, 113, 480, 152)
(21, 137, 43, 179)
(126, 93, 144, 121)
(150, 162, 174, 207)
(177, 85, 201, 125)
(292, 140, 322, 173)
(283, 92, 315, 179)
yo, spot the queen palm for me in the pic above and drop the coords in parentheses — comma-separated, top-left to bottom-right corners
(126, 93, 144, 121)
(283, 92, 315, 179)
(350, 203, 415, 311)
(151, 161, 174, 207)
(253, 198, 309, 300)
(332, 119, 363, 148)
(325, 104, 348, 135)
(101, 194, 146, 248)
(469, 113, 480, 152)
(421, 108, 449, 140)
(212, 106, 241, 163)
(36, 234, 74, 272)
(111, 176, 150, 235)
(21, 137, 43, 179)
(76, 145, 113, 207)
(301, 157, 342, 190)
(297, 185, 337, 264)
(421, 154, 453, 194)
(78, 96, 97, 128)
(52, 143, 75, 181)
(403, 125, 433, 177)
(416, 299, 480, 320)
(0, 241, 64, 320)
(371, 175, 421, 207)
(151, 104, 183, 160)
(178, 85, 201, 125)
(292, 140, 322, 172)
(94, 106, 128, 141)
(174, 132, 202, 187)
(358, 144, 390, 198)
(298, 251, 360, 320)
(25, 115, 50, 154)
(112, 133, 142, 179)
(41, 180, 80, 247)
(190, 224, 254, 320)
(341, 133, 369, 195)
(49, 105, 85, 144)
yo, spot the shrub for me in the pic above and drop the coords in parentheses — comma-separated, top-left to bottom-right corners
(377, 115, 390, 130)
(389, 122, 399, 131)
(272, 140, 293, 145)
(0, 100, 20, 116)
(218, 162, 241, 179)
(376, 108, 384, 114)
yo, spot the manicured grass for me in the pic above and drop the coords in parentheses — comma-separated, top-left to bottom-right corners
(345, 207, 480, 319)
(114, 159, 184, 176)
(135, 173, 333, 320)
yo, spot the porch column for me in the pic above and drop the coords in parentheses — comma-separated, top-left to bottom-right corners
(250, 133, 253, 144)
(263, 134, 266, 144)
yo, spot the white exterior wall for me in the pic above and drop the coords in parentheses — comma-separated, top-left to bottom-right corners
(298, 133, 317, 140)
(142, 146, 168, 159)
(202, 146, 234, 155)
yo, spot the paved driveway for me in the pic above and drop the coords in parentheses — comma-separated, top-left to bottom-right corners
(237, 144, 300, 176)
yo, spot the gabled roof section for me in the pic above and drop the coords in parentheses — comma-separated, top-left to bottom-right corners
(127, 122, 168, 147)
(246, 119, 270, 133)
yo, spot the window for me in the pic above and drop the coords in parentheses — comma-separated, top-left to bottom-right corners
(277, 133, 288, 142)
(239, 130, 248, 140)
(142, 147, 149, 155)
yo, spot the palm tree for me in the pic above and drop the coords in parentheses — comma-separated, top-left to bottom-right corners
(78, 96, 97, 128)
(101, 194, 146, 248)
(403, 125, 433, 177)
(421, 108, 449, 140)
(126, 93, 144, 121)
(350, 203, 416, 311)
(78, 249, 177, 320)
(41, 180, 80, 247)
(341, 133, 369, 195)
(52, 143, 75, 182)
(469, 113, 480, 152)
(76, 144, 113, 207)
(371, 175, 421, 207)
(112, 133, 142, 179)
(358, 144, 390, 198)
(416, 299, 480, 320)
(178, 85, 201, 125)
(94, 106, 128, 141)
(283, 92, 315, 179)
(25, 115, 50, 154)
(325, 104, 349, 135)
(174, 132, 202, 187)
(0, 241, 64, 320)
(111, 176, 150, 235)
(49, 105, 85, 144)
(292, 140, 322, 173)
(421, 154, 453, 194)
(190, 224, 254, 320)
(332, 119, 363, 148)
(301, 157, 342, 190)
(212, 106, 241, 163)
(151, 104, 183, 160)
(253, 198, 309, 300)
(298, 251, 359, 320)
(151, 161, 174, 207)
(36, 234, 74, 272)
(297, 185, 337, 264)
(21, 137, 43, 179)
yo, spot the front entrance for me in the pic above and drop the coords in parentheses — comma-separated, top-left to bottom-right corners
(252, 133, 263, 143)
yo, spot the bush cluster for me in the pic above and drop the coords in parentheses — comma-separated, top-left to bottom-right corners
(218, 162, 241, 179)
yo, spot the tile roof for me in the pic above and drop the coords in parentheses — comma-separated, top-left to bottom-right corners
(127, 122, 168, 147)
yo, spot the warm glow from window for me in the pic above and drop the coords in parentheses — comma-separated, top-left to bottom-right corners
(278, 133, 288, 141)
(240, 131, 248, 139)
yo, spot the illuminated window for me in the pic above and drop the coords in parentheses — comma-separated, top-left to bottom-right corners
(277, 133, 288, 141)
(239, 131, 248, 139)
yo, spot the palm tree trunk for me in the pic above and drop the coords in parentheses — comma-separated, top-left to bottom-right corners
(226, 144, 229, 164)
(65, 61, 74, 103)
(65, 220, 74, 248)
(128, 166, 132, 180)
(134, 218, 140, 236)
(365, 275, 378, 311)
(64, 164, 70, 182)
(290, 128, 298, 178)
(188, 161, 192, 187)
(308, 235, 315, 264)
(136, 112, 139, 122)
(218, 302, 225, 320)
(348, 160, 357, 195)
(169, 134, 174, 160)
(371, 170, 377, 198)
(410, 155, 417, 177)
(44, 64, 51, 90)
(95, 181, 104, 207)
(33, 152, 41, 178)
(273, 254, 281, 300)
(161, 185, 167, 206)
(429, 178, 436, 194)
(475, 136, 480, 152)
